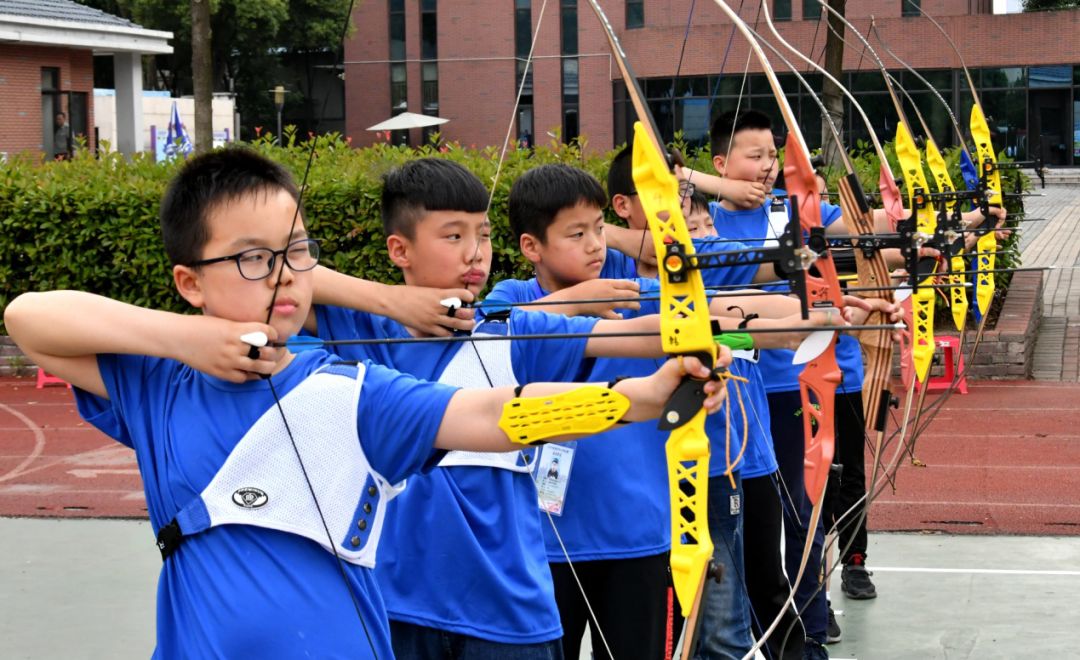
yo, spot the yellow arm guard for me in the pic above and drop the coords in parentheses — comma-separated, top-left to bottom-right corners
(499, 385, 631, 445)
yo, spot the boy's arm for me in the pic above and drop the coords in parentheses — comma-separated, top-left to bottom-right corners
(518, 279, 642, 319)
(676, 166, 767, 208)
(308, 266, 476, 337)
(434, 354, 729, 452)
(604, 224, 657, 269)
(4, 292, 281, 397)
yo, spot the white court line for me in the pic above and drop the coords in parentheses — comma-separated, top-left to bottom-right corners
(873, 566, 1080, 576)
(873, 499, 1080, 508)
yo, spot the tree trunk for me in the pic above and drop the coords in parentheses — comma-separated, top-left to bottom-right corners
(820, 0, 846, 169)
(191, 0, 213, 154)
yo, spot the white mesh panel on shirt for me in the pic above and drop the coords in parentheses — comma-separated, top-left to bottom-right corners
(437, 329, 528, 471)
(198, 364, 394, 567)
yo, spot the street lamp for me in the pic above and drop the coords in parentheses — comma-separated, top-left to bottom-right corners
(273, 85, 286, 145)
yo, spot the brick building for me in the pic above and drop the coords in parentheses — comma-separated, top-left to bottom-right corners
(344, 1, 1080, 165)
(0, 0, 171, 158)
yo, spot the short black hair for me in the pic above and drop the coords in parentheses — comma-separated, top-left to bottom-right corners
(160, 147, 300, 267)
(688, 190, 710, 216)
(710, 110, 773, 158)
(381, 158, 489, 239)
(508, 164, 607, 242)
(606, 145, 634, 199)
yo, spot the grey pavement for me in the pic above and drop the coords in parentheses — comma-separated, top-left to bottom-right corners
(1021, 182, 1080, 380)
(3, 517, 1080, 659)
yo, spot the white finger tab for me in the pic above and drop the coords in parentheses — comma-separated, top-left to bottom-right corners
(440, 297, 463, 309)
(793, 330, 835, 365)
(240, 331, 269, 348)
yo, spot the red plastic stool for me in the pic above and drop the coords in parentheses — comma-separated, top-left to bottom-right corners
(922, 336, 967, 394)
(36, 368, 71, 389)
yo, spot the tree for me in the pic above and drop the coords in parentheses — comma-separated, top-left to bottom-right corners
(1023, 0, 1080, 10)
(191, 0, 212, 153)
(820, 0, 847, 169)
(81, 0, 353, 139)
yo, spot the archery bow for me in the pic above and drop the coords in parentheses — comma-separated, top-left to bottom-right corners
(583, 1, 721, 634)
(690, 4, 847, 658)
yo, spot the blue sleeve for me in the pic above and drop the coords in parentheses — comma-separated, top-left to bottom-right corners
(357, 362, 458, 484)
(485, 279, 534, 307)
(820, 200, 843, 227)
(692, 237, 758, 289)
(600, 247, 639, 279)
(631, 278, 661, 317)
(314, 304, 389, 364)
(73, 353, 173, 450)
(509, 309, 598, 383)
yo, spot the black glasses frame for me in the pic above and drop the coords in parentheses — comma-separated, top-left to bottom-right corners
(189, 238, 321, 281)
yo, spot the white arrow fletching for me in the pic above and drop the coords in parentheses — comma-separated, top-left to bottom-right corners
(240, 331, 269, 348)
(894, 284, 912, 303)
(793, 330, 835, 365)
(440, 297, 463, 309)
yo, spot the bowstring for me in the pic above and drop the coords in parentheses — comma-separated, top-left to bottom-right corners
(259, 0, 380, 656)
(460, 1, 616, 655)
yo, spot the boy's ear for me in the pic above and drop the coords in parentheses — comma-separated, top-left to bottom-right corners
(610, 194, 634, 221)
(173, 265, 206, 309)
(386, 234, 411, 269)
(519, 232, 544, 264)
(712, 153, 727, 176)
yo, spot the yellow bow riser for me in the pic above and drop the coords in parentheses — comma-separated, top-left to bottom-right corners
(894, 122, 938, 383)
(971, 103, 1002, 318)
(632, 123, 716, 617)
(922, 134, 969, 332)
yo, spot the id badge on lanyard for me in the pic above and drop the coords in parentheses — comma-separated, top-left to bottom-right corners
(534, 442, 576, 516)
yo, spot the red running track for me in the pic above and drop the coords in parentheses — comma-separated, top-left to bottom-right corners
(2, 377, 1079, 534)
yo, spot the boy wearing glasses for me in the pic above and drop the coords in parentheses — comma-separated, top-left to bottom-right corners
(3, 148, 730, 659)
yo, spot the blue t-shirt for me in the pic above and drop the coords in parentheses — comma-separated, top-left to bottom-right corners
(715, 355, 777, 480)
(315, 304, 596, 644)
(487, 277, 671, 562)
(600, 247, 639, 279)
(74, 350, 455, 659)
(709, 196, 865, 393)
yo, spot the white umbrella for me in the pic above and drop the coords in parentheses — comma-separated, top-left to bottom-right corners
(366, 112, 449, 131)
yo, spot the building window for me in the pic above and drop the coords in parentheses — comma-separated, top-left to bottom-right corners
(803, 0, 820, 20)
(422, 63, 440, 143)
(515, 0, 534, 145)
(41, 67, 71, 159)
(561, 0, 578, 56)
(420, 0, 439, 143)
(774, 0, 792, 21)
(388, 0, 408, 145)
(389, 0, 406, 61)
(561, 0, 579, 143)
(902, 0, 920, 17)
(626, 0, 643, 29)
(562, 58, 579, 103)
(421, 0, 437, 60)
(422, 63, 439, 112)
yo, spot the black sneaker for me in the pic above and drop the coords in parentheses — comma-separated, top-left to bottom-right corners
(826, 604, 842, 644)
(803, 638, 829, 660)
(841, 554, 877, 599)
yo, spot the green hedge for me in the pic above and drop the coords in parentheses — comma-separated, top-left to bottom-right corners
(1, 131, 1026, 334)
(0, 132, 615, 333)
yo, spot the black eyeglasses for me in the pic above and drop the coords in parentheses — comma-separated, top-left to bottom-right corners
(190, 238, 320, 281)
